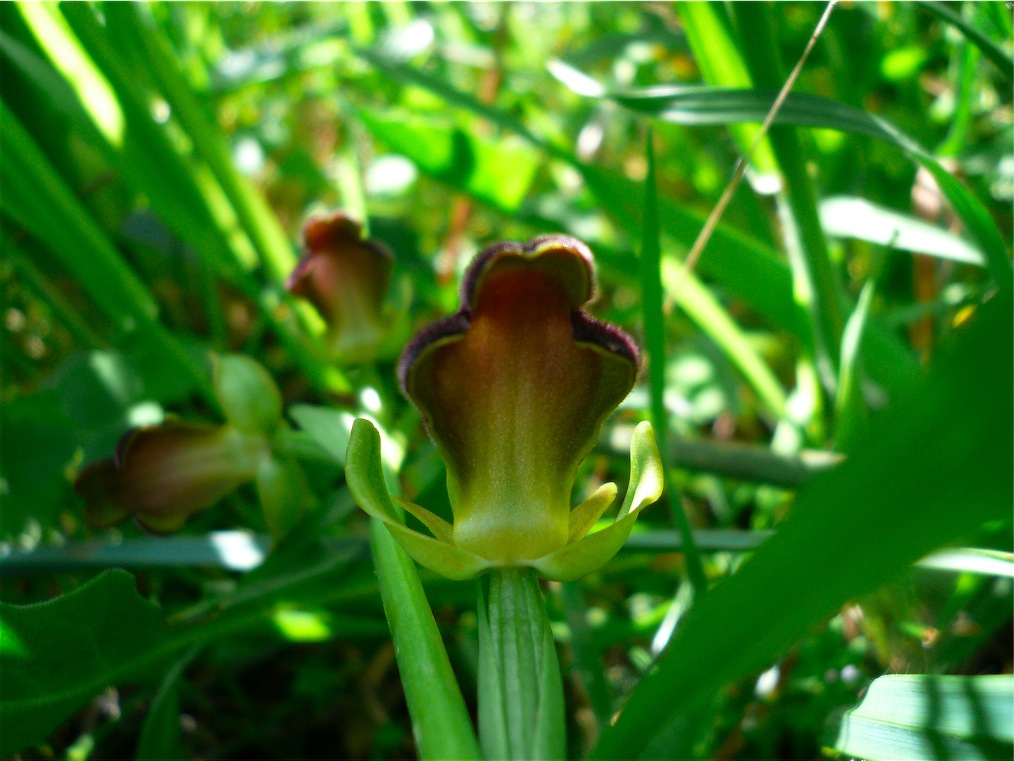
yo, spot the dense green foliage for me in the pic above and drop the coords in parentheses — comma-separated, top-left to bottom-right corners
(1, 3, 1011, 759)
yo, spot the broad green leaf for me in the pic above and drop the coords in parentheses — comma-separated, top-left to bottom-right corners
(826, 674, 1014, 761)
(592, 288, 1013, 759)
(0, 571, 179, 755)
(288, 403, 355, 466)
(369, 520, 482, 761)
(821, 196, 986, 266)
(0, 537, 366, 754)
(0, 392, 78, 536)
(357, 111, 540, 213)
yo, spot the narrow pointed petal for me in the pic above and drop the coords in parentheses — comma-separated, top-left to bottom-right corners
(618, 421, 666, 518)
(530, 422, 663, 581)
(395, 496, 454, 544)
(345, 418, 402, 523)
(346, 417, 488, 579)
(567, 482, 618, 543)
(384, 521, 491, 580)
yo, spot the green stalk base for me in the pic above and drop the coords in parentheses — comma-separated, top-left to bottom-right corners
(477, 568, 566, 761)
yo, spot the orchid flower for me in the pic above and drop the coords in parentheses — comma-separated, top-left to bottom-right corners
(345, 235, 663, 581)
(75, 355, 308, 535)
(287, 211, 395, 363)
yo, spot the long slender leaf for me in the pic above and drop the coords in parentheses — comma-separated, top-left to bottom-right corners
(584, 81, 1011, 288)
(914, 0, 1013, 83)
(821, 196, 986, 265)
(592, 287, 1013, 759)
(826, 674, 1014, 761)
(370, 521, 482, 761)
(641, 131, 708, 597)
(675, 2, 778, 177)
(731, 1, 844, 393)
(110, 5, 297, 283)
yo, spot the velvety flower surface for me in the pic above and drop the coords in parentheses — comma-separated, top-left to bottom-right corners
(287, 212, 394, 361)
(346, 236, 663, 581)
(75, 422, 266, 534)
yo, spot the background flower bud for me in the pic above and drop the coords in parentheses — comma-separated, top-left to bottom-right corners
(287, 211, 394, 362)
(75, 423, 267, 533)
(213, 354, 283, 435)
(255, 454, 314, 539)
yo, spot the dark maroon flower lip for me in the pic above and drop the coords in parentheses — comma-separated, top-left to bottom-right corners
(397, 235, 638, 394)
(459, 234, 594, 308)
(287, 211, 393, 295)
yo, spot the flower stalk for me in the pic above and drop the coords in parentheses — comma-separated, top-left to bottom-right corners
(477, 568, 565, 761)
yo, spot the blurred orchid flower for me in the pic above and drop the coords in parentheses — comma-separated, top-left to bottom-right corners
(287, 212, 395, 362)
(345, 236, 663, 581)
(75, 355, 309, 535)
(75, 422, 267, 534)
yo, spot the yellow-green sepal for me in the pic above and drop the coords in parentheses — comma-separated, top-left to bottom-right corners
(346, 418, 490, 580)
(531, 421, 663, 581)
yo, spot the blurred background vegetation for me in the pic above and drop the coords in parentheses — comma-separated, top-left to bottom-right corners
(1, 2, 1011, 760)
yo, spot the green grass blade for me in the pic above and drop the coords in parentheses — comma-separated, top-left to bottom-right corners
(590, 79, 1012, 291)
(369, 521, 482, 761)
(834, 280, 875, 449)
(731, 2, 844, 387)
(110, 5, 297, 283)
(826, 674, 1014, 761)
(136, 647, 198, 761)
(820, 196, 986, 266)
(2, 229, 104, 349)
(0, 100, 157, 326)
(592, 286, 1013, 759)
(47, 4, 349, 393)
(641, 131, 708, 597)
(911, 157, 1012, 291)
(661, 259, 787, 418)
(914, 0, 1013, 83)
(676, 1, 778, 177)
(0, 100, 214, 401)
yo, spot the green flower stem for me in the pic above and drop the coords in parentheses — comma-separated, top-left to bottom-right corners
(478, 568, 566, 761)
(371, 520, 482, 761)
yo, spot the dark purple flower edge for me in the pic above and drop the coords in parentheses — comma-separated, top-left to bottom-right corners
(397, 235, 639, 394)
